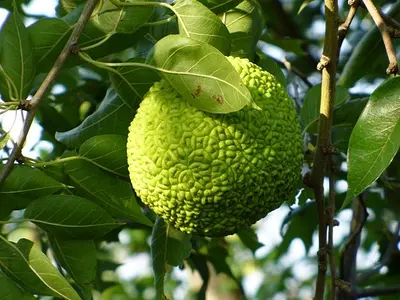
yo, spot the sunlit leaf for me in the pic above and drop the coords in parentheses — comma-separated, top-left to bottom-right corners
(197, 0, 243, 14)
(175, 0, 231, 54)
(0, 237, 80, 299)
(149, 34, 253, 113)
(343, 77, 400, 208)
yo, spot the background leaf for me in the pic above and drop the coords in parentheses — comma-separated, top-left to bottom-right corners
(151, 217, 192, 299)
(0, 272, 35, 300)
(174, 0, 231, 55)
(49, 237, 96, 299)
(24, 195, 122, 239)
(343, 77, 400, 208)
(149, 34, 253, 113)
(79, 134, 129, 177)
(63, 157, 152, 226)
(0, 7, 35, 100)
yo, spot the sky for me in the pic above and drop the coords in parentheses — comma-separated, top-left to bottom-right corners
(0, 1, 384, 299)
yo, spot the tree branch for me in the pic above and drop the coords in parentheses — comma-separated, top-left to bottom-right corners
(327, 158, 337, 300)
(311, 0, 339, 298)
(337, 195, 368, 300)
(0, 0, 100, 186)
(356, 285, 400, 298)
(337, 0, 360, 59)
(362, 0, 398, 74)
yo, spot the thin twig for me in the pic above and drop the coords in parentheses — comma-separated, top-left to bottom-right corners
(281, 56, 313, 88)
(310, 0, 339, 298)
(337, 0, 360, 59)
(355, 285, 400, 298)
(362, 0, 398, 74)
(327, 158, 337, 300)
(337, 195, 368, 300)
(356, 221, 400, 282)
(0, 0, 100, 186)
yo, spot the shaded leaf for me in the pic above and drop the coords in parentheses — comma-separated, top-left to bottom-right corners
(24, 195, 122, 239)
(197, 0, 244, 14)
(49, 236, 96, 299)
(0, 237, 80, 299)
(0, 272, 35, 300)
(343, 77, 400, 208)
(0, 7, 35, 100)
(175, 0, 231, 55)
(56, 89, 135, 147)
(236, 227, 263, 254)
(301, 84, 349, 133)
(109, 57, 160, 110)
(257, 53, 286, 87)
(149, 34, 253, 113)
(151, 217, 191, 300)
(0, 165, 64, 210)
(63, 157, 152, 226)
(79, 134, 129, 177)
(220, 0, 264, 60)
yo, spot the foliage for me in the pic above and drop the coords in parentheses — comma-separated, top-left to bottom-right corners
(0, 0, 399, 299)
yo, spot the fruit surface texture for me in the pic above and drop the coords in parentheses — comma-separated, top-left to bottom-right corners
(127, 56, 303, 236)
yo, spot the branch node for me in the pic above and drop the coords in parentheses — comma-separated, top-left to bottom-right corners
(317, 55, 330, 71)
(386, 61, 399, 75)
(18, 100, 32, 111)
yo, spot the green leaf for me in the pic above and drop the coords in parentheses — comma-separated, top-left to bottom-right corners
(149, 34, 253, 113)
(0, 165, 65, 210)
(197, 0, 244, 14)
(333, 97, 369, 128)
(49, 236, 96, 300)
(24, 195, 123, 239)
(343, 77, 400, 208)
(297, 0, 315, 14)
(174, 0, 231, 55)
(0, 272, 35, 300)
(151, 217, 192, 300)
(0, 237, 80, 299)
(91, 0, 153, 33)
(301, 84, 349, 133)
(109, 57, 160, 110)
(63, 157, 152, 226)
(0, 7, 35, 100)
(79, 134, 129, 177)
(56, 89, 134, 147)
(220, 0, 264, 60)
(236, 227, 263, 254)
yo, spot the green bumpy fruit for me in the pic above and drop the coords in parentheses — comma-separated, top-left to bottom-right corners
(127, 56, 303, 236)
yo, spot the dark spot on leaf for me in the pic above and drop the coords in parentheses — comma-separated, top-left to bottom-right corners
(213, 95, 224, 105)
(191, 85, 202, 98)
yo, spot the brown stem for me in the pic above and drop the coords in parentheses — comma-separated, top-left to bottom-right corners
(356, 285, 400, 298)
(0, 0, 100, 186)
(337, 195, 368, 300)
(362, 0, 399, 74)
(337, 0, 360, 58)
(328, 158, 337, 300)
(311, 0, 339, 298)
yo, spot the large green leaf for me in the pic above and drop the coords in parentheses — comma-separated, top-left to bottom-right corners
(0, 165, 65, 210)
(237, 227, 263, 254)
(0, 237, 80, 299)
(300, 84, 349, 133)
(0, 272, 35, 300)
(220, 0, 264, 60)
(0, 7, 35, 100)
(63, 158, 152, 226)
(49, 237, 96, 299)
(343, 77, 400, 208)
(174, 0, 231, 55)
(197, 0, 244, 14)
(24, 195, 123, 239)
(91, 0, 153, 33)
(151, 217, 191, 300)
(149, 34, 253, 113)
(56, 89, 134, 147)
(79, 134, 129, 177)
(109, 57, 160, 110)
